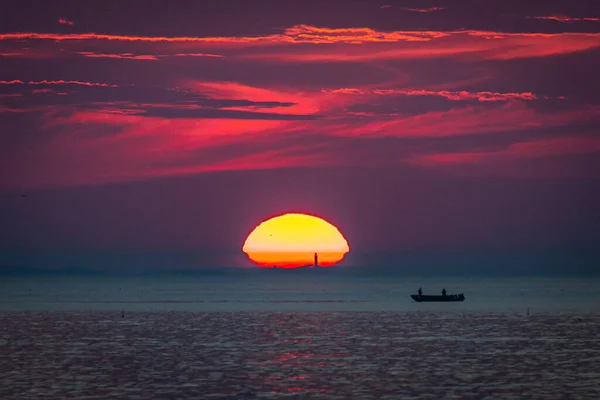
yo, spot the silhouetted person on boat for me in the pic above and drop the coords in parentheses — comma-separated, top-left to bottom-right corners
(418, 288, 422, 296)
(442, 288, 447, 296)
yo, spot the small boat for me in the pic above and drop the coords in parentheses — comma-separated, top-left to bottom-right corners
(411, 293, 465, 302)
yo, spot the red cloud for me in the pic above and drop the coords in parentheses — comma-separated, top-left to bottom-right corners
(409, 136, 600, 167)
(75, 52, 159, 60)
(1, 26, 599, 62)
(32, 88, 55, 94)
(401, 7, 445, 13)
(324, 88, 538, 102)
(187, 81, 349, 116)
(249, 31, 600, 62)
(0, 25, 447, 44)
(282, 25, 449, 43)
(0, 79, 118, 87)
(75, 51, 223, 60)
(170, 53, 223, 58)
(324, 103, 600, 138)
(58, 18, 74, 26)
(0, 32, 280, 44)
(5, 98, 599, 189)
(529, 15, 600, 23)
(0, 106, 27, 113)
(0, 49, 62, 59)
(6, 110, 320, 188)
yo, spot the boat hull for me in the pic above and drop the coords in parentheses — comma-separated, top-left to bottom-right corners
(411, 294, 465, 302)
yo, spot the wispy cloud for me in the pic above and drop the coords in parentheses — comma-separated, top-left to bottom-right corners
(58, 18, 74, 26)
(0, 79, 118, 87)
(5, 111, 315, 188)
(324, 103, 600, 138)
(239, 28, 600, 61)
(187, 81, 346, 116)
(0, 49, 60, 59)
(4, 94, 598, 188)
(75, 52, 159, 60)
(324, 88, 539, 102)
(401, 7, 445, 13)
(170, 53, 223, 58)
(0, 32, 280, 44)
(0, 106, 28, 113)
(75, 51, 224, 60)
(2, 26, 599, 62)
(528, 15, 600, 23)
(31, 88, 55, 94)
(1, 15, 598, 189)
(409, 137, 600, 167)
(0, 26, 472, 45)
(0, 81, 333, 120)
(278, 25, 449, 43)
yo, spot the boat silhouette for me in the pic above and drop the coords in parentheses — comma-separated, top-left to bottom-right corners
(411, 293, 465, 302)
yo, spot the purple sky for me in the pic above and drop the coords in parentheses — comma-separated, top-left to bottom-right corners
(1, 0, 599, 271)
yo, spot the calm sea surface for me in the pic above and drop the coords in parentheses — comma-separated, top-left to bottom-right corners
(1, 274, 599, 313)
(2, 274, 599, 399)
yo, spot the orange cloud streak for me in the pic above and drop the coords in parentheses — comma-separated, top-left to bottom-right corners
(324, 88, 538, 101)
(529, 15, 600, 23)
(2, 26, 599, 62)
(75, 51, 224, 60)
(0, 26, 447, 44)
(249, 31, 600, 62)
(0, 32, 283, 44)
(75, 52, 159, 60)
(3, 26, 593, 45)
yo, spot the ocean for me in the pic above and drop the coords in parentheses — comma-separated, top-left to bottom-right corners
(1, 273, 599, 398)
(1, 273, 599, 313)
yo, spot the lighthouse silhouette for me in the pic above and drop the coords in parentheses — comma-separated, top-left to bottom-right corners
(314, 252, 318, 268)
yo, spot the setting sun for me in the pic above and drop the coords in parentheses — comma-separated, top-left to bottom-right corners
(242, 213, 350, 268)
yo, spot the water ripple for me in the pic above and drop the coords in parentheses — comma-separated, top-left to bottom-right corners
(1, 311, 599, 399)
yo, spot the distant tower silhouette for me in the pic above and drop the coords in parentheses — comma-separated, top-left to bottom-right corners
(314, 252, 318, 267)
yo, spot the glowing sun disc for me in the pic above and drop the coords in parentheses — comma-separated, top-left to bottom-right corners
(242, 213, 350, 268)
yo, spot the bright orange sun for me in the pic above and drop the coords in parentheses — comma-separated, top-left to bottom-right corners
(242, 213, 350, 268)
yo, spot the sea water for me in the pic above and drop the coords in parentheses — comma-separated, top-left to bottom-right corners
(1, 273, 599, 314)
(2, 272, 600, 398)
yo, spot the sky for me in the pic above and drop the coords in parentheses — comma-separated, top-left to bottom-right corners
(1, 0, 599, 273)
